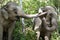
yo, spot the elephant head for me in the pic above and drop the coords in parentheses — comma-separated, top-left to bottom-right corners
(41, 6, 57, 31)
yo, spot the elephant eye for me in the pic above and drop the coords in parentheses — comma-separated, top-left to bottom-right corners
(13, 8, 17, 14)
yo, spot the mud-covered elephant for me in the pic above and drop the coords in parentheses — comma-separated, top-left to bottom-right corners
(0, 1, 47, 40)
(33, 6, 57, 40)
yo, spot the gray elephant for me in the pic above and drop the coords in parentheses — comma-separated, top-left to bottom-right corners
(33, 6, 57, 40)
(0, 1, 46, 40)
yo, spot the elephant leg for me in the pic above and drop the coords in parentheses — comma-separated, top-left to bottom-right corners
(44, 32, 51, 40)
(3, 31, 8, 40)
(36, 31, 40, 40)
(44, 36, 49, 40)
(34, 25, 40, 40)
(0, 25, 3, 40)
(8, 22, 15, 40)
(33, 23, 40, 40)
(33, 17, 42, 40)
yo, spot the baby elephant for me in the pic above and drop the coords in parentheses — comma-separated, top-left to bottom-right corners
(0, 1, 47, 40)
(33, 6, 57, 40)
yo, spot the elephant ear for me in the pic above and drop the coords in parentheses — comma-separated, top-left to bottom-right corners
(1, 9, 8, 19)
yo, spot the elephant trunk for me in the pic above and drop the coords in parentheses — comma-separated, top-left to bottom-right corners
(17, 6, 47, 18)
(45, 25, 57, 31)
(42, 17, 57, 32)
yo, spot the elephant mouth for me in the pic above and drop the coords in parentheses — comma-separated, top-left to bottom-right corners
(16, 16, 20, 19)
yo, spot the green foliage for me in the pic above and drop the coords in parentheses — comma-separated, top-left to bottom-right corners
(13, 21, 36, 40)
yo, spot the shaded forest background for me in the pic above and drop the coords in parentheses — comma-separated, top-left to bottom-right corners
(0, 0, 60, 40)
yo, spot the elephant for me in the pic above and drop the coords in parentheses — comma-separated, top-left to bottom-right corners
(33, 6, 57, 40)
(0, 1, 47, 40)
